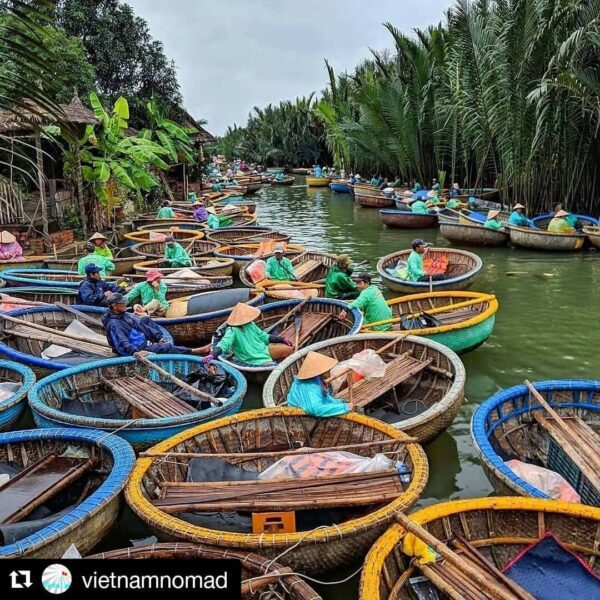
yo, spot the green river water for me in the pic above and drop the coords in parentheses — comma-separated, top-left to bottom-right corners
(104, 177, 600, 597)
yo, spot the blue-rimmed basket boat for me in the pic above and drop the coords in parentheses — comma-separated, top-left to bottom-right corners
(0, 427, 134, 558)
(440, 221, 509, 246)
(377, 248, 483, 293)
(156, 288, 265, 344)
(205, 227, 288, 245)
(43, 250, 143, 276)
(532, 213, 598, 230)
(329, 180, 350, 193)
(0, 305, 172, 375)
(0, 361, 36, 431)
(212, 298, 363, 384)
(379, 209, 437, 229)
(0, 268, 125, 289)
(29, 356, 246, 450)
(0, 286, 78, 305)
(132, 256, 235, 278)
(129, 239, 218, 260)
(472, 379, 600, 506)
(0, 255, 48, 273)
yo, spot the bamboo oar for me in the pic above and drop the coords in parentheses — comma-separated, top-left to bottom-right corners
(264, 298, 310, 333)
(363, 295, 496, 330)
(55, 302, 103, 328)
(135, 353, 222, 406)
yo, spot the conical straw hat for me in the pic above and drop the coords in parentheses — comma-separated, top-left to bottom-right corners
(206, 207, 217, 215)
(555, 209, 569, 218)
(513, 203, 525, 210)
(487, 209, 500, 219)
(226, 303, 261, 326)
(89, 232, 107, 241)
(0, 231, 16, 244)
(296, 351, 338, 380)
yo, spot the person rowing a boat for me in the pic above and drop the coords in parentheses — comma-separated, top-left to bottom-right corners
(156, 200, 175, 219)
(77, 243, 115, 277)
(164, 235, 192, 268)
(126, 269, 169, 317)
(192, 200, 208, 222)
(0, 231, 25, 261)
(484, 209, 504, 230)
(548, 209, 576, 234)
(339, 273, 392, 332)
(77, 263, 122, 307)
(507, 203, 532, 227)
(265, 244, 296, 281)
(89, 232, 113, 259)
(325, 254, 359, 300)
(286, 351, 353, 417)
(395, 239, 447, 283)
(202, 303, 294, 366)
(103, 293, 204, 357)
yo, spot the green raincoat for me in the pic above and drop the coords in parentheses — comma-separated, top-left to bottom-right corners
(411, 200, 429, 214)
(125, 281, 169, 309)
(216, 322, 271, 365)
(93, 245, 113, 259)
(265, 256, 296, 280)
(156, 206, 175, 219)
(77, 254, 115, 277)
(348, 285, 392, 331)
(325, 264, 358, 299)
(164, 242, 192, 267)
(484, 219, 503, 230)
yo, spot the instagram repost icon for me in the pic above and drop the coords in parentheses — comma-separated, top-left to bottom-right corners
(41, 564, 72, 594)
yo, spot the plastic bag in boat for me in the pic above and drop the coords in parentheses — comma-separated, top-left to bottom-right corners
(258, 451, 394, 480)
(246, 259, 266, 284)
(41, 320, 108, 360)
(506, 459, 580, 503)
(328, 349, 387, 394)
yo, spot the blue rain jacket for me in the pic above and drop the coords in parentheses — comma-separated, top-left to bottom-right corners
(77, 278, 121, 307)
(286, 376, 349, 418)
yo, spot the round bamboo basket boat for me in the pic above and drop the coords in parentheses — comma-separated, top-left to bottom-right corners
(0, 286, 79, 305)
(379, 209, 437, 228)
(359, 496, 600, 599)
(156, 288, 265, 344)
(130, 239, 218, 259)
(136, 220, 208, 232)
(355, 187, 394, 208)
(124, 228, 205, 245)
(43, 252, 143, 276)
(125, 407, 428, 574)
(377, 248, 483, 293)
(256, 280, 326, 301)
(0, 255, 48, 273)
(532, 213, 598, 230)
(211, 198, 257, 215)
(0, 305, 172, 375)
(209, 213, 258, 228)
(439, 221, 509, 246)
(133, 256, 235, 278)
(271, 176, 295, 186)
(263, 333, 465, 443)
(239, 250, 337, 288)
(0, 427, 134, 558)
(206, 227, 288, 245)
(510, 225, 587, 251)
(472, 379, 600, 506)
(214, 243, 305, 276)
(87, 543, 322, 599)
(361, 291, 498, 354)
(213, 298, 363, 384)
(306, 176, 331, 187)
(583, 226, 600, 249)
(29, 355, 247, 450)
(0, 360, 35, 431)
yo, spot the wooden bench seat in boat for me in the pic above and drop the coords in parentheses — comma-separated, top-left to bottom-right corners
(104, 374, 196, 418)
(279, 313, 332, 347)
(0, 453, 94, 524)
(294, 259, 323, 281)
(151, 469, 404, 513)
(337, 351, 433, 408)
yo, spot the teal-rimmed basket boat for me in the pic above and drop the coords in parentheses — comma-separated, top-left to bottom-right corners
(0, 361, 36, 431)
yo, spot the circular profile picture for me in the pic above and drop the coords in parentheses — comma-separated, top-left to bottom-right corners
(41, 564, 72, 595)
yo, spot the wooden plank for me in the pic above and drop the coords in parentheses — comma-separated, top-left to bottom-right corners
(280, 312, 332, 346)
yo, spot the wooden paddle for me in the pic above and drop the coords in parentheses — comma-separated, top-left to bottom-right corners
(264, 298, 310, 333)
(293, 310, 302, 352)
(55, 302, 104, 328)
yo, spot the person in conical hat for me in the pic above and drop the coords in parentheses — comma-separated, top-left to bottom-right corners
(286, 351, 353, 417)
(0, 230, 24, 261)
(484, 209, 503, 231)
(89, 231, 113, 259)
(206, 206, 220, 229)
(508, 203, 532, 227)
(203, 302, 294, 366)
(265, 244, 296, 281)
(548, 209, 576, 234)
(192, 200, 208, 223)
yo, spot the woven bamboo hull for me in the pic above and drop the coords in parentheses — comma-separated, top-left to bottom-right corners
(440, 222, 509, 246)
(329, 181, 350, 193)
(130, 240, 218, 259)
(359, 497, 600, 600)
(271, 177, 295, 186)
(30, 355, 247, 450)
(44, 254, 143, 276)
(379, 210, 437, 228)
(0, 361, 35, 431)
(205, 227, 280, 244)
(125, 407, 428, 574)
(0, 428, 134, 558)
(213, 298, 363, 384)
(471, 380, 600, 506)
(124, 229, 204, 245)
(214, 244, 305, 276)
(377, 248, 483, 293)
(0, 257, 47, 272)
(133, 257, 234, 278)
(583, 226, 600, 248)
(257, 280, 326, 301)
(510, 226, 586, 251)
(136, 220, 207, 232)
(1, 286, 78, 304)
(243, 182, 262, 195)
(532, 213, 598, 230)
(212, 199, 257, 215)
(355, 192, 394, 208)
(264, 333, 465, 443)
(306, 177, 331, 187)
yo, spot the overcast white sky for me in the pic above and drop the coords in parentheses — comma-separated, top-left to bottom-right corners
(126, 0, 449, 135)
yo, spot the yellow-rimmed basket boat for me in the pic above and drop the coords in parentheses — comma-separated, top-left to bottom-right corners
(133, 256, 235, 278)
(361, 291, 498, 354)
(136, 220, 208, 232)
(130, 239, 218, 259)
(43, 251, 143, 276)
(359, 497, 600, 600)
(124, 228, 205, 245)
(306, 176, 331, 187)
(214, 243, 305, 275)
(263, 333, 465, 443)
(125, 407, 428, 574)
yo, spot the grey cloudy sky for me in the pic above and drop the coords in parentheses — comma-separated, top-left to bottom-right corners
(126, 0, 449, 135)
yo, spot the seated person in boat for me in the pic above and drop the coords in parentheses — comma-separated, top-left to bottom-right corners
(211, 182, 222, 192)
(313, 164, 323, 178)
(350, 173, 362, 184)
(411, 199, 430, 214)
(0, 230, 25, 261)
(378, 177, 389, 191)
(287, 351, 353, 417)
(206, 207, 221, 229)
(370, 174, 380, 187)
(187, 191, 197, 203)
(126, 269, 169, 317)
(339, 273, 392, 332)
(431, 178, 441, 194)
(275, 172, 285, 182)
(89, 231, 113, 259)
(450, 182, 461, 197)
(396, 239, 447, 282)
(78, 243, 115, 277)
(391, 176, 404, 187)
(484, 209, 504, 230)
(507, 203, 532, 227)
(446, 196, 461, 209)
(156, 200, 175, 219)
(553, 203, 578, 228)
(548, 209, 576, 234)
(325, 254, 359, 300)
(192, 200, 208, 222)
(411, 180, 422, 192)
(205, 303, 293, 366)
(78, 263, 122, 307)
(164, 235, 192, 268)
(265, 244, 296, 281)
(103, 293, 203, 356)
